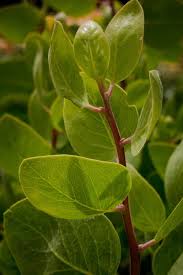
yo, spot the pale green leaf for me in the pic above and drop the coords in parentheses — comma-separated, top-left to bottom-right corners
(0, 115, 51, 178)
(4, 199, 121, 275)
(153, 229, 183, 275)
(105, 0, 144, 83)
(64, 74, 138, 161)
(74, 20, 110, 80)
(155, 198, 183, 242)
(49, 21, 88, 107)
(19, 155, 131, 219)
(131, 70, 163, 156)
(0, 3, 42, 43)
(148, 142, 175, 179)
(165, 140, 183, 209)
(128, 164, 165, 232)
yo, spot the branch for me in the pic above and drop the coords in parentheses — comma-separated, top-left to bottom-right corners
(97, 81, 140, 275)
(138, 239, 156, 252)
(120, 137, 131, 146)
(85, 104, 105, 113)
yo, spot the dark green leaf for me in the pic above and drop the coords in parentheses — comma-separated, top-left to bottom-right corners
(0, 3, 42, 43)
(45, 0, 96, 17)
(153, 228, 183, 275)
(148, 142, 175, 179)
(0, 114, 51, 178)
(4, 199, 121, 275)
(155, 198, 183, 242)
(165, 140, 183, 209)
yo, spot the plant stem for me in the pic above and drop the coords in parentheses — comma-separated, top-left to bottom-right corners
(138, 239, 156, 252)
(98, 81, 140, 275)
(51, 128, 59, 150)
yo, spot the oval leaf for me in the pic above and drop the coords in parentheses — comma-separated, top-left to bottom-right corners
(0, 115, 50, 178)
(19, 155, 131, 219)
(74, 20, 110, 80)
(165, 140, 183, 209)
(49, 21, 87, 107)
(4, 199, 121, 275)
(155, 198, 183, 242)
(105, 0, 144, 83)
(128, 164, 165, 232)
(131, 70, 163, 156)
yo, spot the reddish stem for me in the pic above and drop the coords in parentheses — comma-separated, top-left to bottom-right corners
(138, 239, 156, 252)
(51, 128, 59, 150)
(98, 81, 140, 275)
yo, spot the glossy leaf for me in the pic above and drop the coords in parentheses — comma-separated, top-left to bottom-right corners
(4, 199, 121, 275)
(155, 198, 183, 242)
(153, 229, 183, 275)
(128, 164, 165, 232)
(0, 3, 42, 43)
(64, 75, 138, 161)
(131, 70, 163, 156)
(45, 0, 96, 17)
(49, 21, 88, 107)
(165, 140, 183, 209)
(74, 20, 110, 80)
(0, 115, 51, 178)
(148, 142, 175, 179)
(19, 155, 131, 219)
(105, 0, 144, 83)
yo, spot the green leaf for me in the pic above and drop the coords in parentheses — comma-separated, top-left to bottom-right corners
(127, 79, 149, 109)
(49, 21, 88, 107)
(28, 91, 53, 140)
(165, 140, 183, 209)
(155, 198, 183, 242)
(64, 75, 138, 161)
(0, 115, 51, 178)
(153, 229, 183, 275)
(128, 164, 165, 232)
(4, 199, 121, 275)
(148, 142, 175, 180)
(105, 0, 144, 83)
(50, 96, 64, 132)
(74, 20, 110, 80)
(0, 240, 20, 275)
(19, 155, 131, 219)
(0, 56, 33, 96)
(131, 70, 163, 156)
(45, 0, 96, 17)
(0, 3, 42, 43)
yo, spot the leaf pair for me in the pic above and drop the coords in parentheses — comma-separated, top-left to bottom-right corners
(49, 0, 144, 107)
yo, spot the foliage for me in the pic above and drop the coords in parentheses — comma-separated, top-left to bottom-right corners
(0, 0, 183, 275)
